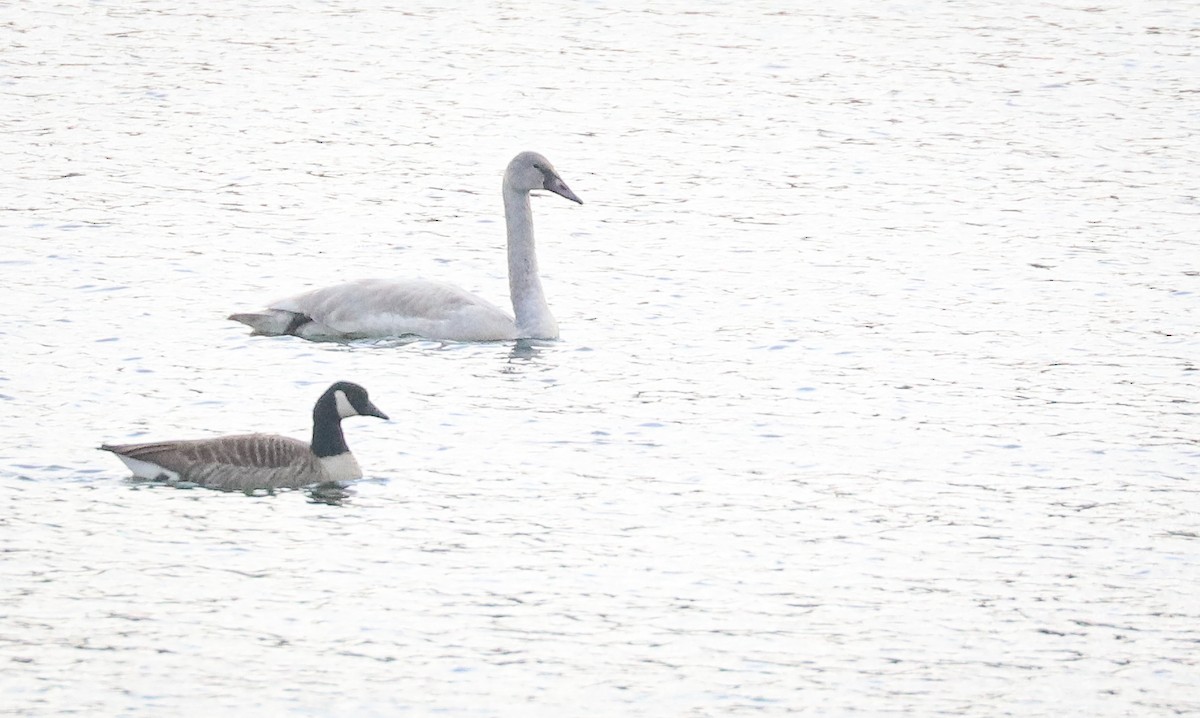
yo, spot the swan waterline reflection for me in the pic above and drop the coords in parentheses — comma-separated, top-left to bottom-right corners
(230, 151, 582, 342)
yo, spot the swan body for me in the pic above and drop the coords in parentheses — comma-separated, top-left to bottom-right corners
(230, 151, 582, 342)
(233, 278, 523, 342)
(101, 382, 389, 491)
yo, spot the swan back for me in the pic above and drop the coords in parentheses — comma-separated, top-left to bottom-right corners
(269, 278, 520, 341)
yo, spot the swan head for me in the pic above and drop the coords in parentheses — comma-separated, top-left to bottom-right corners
(324, 381, 390, 421)
(506, 151, 583, 204)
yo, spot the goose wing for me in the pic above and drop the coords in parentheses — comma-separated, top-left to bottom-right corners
(103, 434, 313, 472)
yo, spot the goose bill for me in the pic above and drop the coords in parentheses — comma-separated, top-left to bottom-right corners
(362, 401, 389, 421)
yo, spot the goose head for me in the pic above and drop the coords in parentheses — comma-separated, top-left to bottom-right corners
(506, 151, 583, 204)
(325, 381, 390, 420)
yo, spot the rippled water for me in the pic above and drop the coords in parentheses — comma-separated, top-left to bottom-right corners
(2, 0, 1198, 715)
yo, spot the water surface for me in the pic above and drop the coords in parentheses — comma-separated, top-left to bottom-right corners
(1, 1, 1197, 715)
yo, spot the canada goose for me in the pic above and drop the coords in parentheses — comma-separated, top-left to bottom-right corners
(101, 381, 388, 491)
(228, 151, 583, 342)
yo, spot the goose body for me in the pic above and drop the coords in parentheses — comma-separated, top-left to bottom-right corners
(101, 382, 388, 491)
(230, 151, 582, 342)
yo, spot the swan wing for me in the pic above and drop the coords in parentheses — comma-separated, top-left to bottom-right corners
(270, 278, 518, 341)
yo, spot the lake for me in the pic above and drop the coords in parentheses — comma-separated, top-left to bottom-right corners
(1, 0, 1197, 715)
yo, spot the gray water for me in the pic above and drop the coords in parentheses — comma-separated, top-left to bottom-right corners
(2, 0, 1198, 715)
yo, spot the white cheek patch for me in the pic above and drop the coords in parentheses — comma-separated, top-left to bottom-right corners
(334, 390, 357, 418)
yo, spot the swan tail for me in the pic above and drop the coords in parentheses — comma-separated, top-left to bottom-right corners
(228, 310, 304, 336)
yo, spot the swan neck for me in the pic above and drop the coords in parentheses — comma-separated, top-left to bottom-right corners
(503, 182, 557, 338)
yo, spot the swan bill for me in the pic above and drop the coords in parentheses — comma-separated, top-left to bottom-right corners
(542, 175, 582, 204)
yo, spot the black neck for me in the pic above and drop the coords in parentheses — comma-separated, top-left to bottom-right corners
(311, 397, 349, 458)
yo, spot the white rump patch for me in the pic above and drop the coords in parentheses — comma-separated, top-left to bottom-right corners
(115, 456, 181, 482)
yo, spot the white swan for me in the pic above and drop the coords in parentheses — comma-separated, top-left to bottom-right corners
(229, 151, 583, 342)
